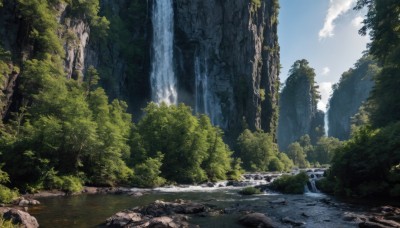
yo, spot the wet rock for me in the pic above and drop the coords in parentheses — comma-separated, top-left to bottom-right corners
(238, 213, 277, 228)
(359, 221, 392, 228)
(18, 199, 30, 206)
(1, 207, 39, 228)
(301, 212, 309, 217)
(369, 216, 400, 227)
(105, 200, 207, 227)
(282, 216, 306, 226)
(270, 198, 286, 205)
(342, 212, 367, 223)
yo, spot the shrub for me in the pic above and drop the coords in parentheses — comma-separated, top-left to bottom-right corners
(269, 172, 309, 194)
(0, 217, 18, 228)
(60, 176, 83, 194)
(239, 187, 262, 195)
(0, 185, 18, 204)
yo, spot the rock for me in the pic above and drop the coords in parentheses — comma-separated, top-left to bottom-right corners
(28, 200, 40, 205)
(105, 200, 208, 227)
(149, 215, 191, 228)
(238, 213, 277, 228)
(359, 221, 392, 228)
(342, 212, 367, 223)
(301, 212, 309, 217)
(282, 216, 306, 226)
(270, 198, 286, 205)
(206, 182, 215, 188)
(1, 208, 39, 228)
(106, 211, 143, 227)
(369, 216, 400, 227)
(327, 56, 376, 140)
(18, 199, 30, 206)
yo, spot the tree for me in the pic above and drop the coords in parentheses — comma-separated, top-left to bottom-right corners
(130, 103, 237, 184)
(286, 142, 309, 168)
(237, 129, 278, 171)
(355, 0, 400, 127)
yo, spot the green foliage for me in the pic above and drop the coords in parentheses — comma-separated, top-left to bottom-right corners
(269, 172, 309, 194)
(355, 0, 400, 128)
(0, 59, 133, 189)
(132, 153, 166, 188)
(131, 103, 238, 184)
(285, 142, 309, 168)
(313, 137, 342, 164)
(0, 166, 18, 203)
(0, 217, 19, 228)
(16, 0, 63, 57)
(239, 187, 262, 195)
(227, 158, 245, 180)
(329, 122, 400, 197)
(251, 0, 261, 8)
(59, 175, 83, 193)
(237, 129, 278, 171)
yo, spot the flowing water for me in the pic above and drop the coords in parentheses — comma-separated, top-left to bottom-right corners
(324, 107, 329, 136)
(150, 0, 177, 105)
(194, 52, 223, 126)
(27, 178, 376, 228)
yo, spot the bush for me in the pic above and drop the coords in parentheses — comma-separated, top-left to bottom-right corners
(60, 176, 83, 194)
(0, 217, 18, 228)
(132, 153, 166, 188)
(0, 185, 18, 203)
(315, 177, 335, 194)
(269, 172, 309, 194)
(239, 187, 262, 195)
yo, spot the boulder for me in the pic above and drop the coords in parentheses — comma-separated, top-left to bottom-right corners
(238, 213, 277, 228)
(1, 208, 39, 228)
(105, 200, 207, 227)
(269, 198, 286, 205)
(282, 216, 306, 226)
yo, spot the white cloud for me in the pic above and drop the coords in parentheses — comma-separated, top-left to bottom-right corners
(351, 15, 363, 28)
(321, 67, 330, 75)
(317, 82, 333, 112)
(319, 0, 357, 39)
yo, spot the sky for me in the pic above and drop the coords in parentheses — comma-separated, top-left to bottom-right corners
(278, 0, 370, 112)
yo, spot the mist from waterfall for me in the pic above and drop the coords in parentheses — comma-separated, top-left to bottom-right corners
(194, 53, 223, 126)
(150, 0, 177, 105)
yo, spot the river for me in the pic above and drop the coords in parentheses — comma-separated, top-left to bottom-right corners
(27, 185, 375, 228)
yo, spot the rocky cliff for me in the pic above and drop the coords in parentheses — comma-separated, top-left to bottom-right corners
(174, 0, 280, 142)
(0, 0, 280, 143)
(277, 59, 324, 151)
(327, 55, 378, 140)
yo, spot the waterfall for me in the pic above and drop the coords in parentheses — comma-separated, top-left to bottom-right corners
(194, 55, 209, 114)
(194, 52, 223, 126)
(150, 0, 177, 105)
(324, 106, 329, 136)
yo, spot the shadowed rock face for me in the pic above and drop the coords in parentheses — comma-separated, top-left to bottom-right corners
(277, 66, 324, 151)
(0, 0, 280, 144)
(174, 0, 280, 143)
(328, 56, 377, 140)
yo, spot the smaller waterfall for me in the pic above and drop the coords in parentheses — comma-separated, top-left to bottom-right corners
(194, 52, 223, 126)
(324, 106, 329, 136)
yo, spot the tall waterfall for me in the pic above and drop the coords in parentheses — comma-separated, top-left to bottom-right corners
(194, 53, 223, 126)
(324, 106, 329, 136)
(150, 0, 177, 105)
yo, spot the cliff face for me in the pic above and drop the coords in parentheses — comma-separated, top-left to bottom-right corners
(328, 56, 378, 140)
(0, 0, 280, 143)
(174, 0, 280, 142)
(277, 60, 324, 151)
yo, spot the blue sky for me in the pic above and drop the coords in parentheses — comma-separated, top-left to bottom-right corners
(278, 0, 370, 111)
